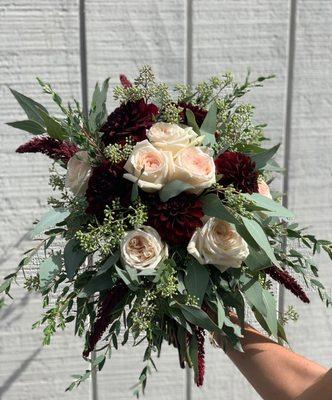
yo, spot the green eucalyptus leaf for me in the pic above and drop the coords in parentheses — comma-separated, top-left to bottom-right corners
(200, 102, 217, 146)
(223, 315, 243, 338)
(188, 334, 199, 381)
(92, 354, 106, 367)
(9, 88, 48, 125)
(64, 238, 87, 280)
(241, 216, 279, 266)
(78, 273, 115, 298)
(168, 307, 192, 332)
(159, 180, 194, 202)
(7, 120, 45, 135)
(235, 223, 261, 250)
(131, 181, 139, 202)
(115, 266, 139, 291)
(39, 254, 62, 290)
(244, 193, 294, 218)
(216, 297, 226, 329)
(89, 78, 110, 131)
(201, 194, 238, 225)
(96, 251, 120, 276)
(31, 208, 70, 238)
(179, 304, 220, 333)
(37, 108, 68, 140)
(261, 289, 278, 337)
(244, 247, 270, 271)
(249, 144, 280, 170)
(185, 109, 200, 134)
(241, 276, 267, 316)
(184, 258, 209, 306)
(0, 278, 13, 294)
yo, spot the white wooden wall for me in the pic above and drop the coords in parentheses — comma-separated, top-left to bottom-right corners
(0, 1, 331, 399)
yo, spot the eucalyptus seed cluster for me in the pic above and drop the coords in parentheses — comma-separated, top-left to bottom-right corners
(113, 85, 143, 103)
(113, 65, 163, 103)
(162, 101, 181, 124)
(104, 140, 134, 164)
(283, 305, 299, 323)
(185, 294, 199, 306)
(76, 201, 148, 255)
(216, 102, 264, 149)
(173, 83, 192, 103)
(76, 218, 125, 255)
(132, 290, 157, 332)
(127, 203, 148, 227)
(157, 272, 178, 299)
(222, 185, 254, 218)
(49, 164, 66, 192)
(24, 275, 40, 292)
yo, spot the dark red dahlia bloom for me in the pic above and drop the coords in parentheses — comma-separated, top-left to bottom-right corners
(86, 160, 131, 220)
(179, 102, 208, 127)
(147, 193, 204, 246)
(100, 99, 159, 146)
(16, 137, 78, 164)
(214, 151, 259, 193)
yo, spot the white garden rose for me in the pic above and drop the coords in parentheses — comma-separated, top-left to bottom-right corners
(120, 226, 168, 270)
(187, 217, 249, 272)
(147, 122, 200, 154)
(173, 146, 216, 194)
(123, 140, 174, 192)
(65, 151, 91, 196)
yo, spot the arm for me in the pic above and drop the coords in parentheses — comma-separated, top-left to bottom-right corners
(214, 316, 330, 400)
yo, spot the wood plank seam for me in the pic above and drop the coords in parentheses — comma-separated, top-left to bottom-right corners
(79, 1, 98, 399)
(280, 0, 298, 318)
(185, 2, 193, 399)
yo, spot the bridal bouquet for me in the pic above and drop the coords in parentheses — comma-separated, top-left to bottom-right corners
(2, 66, 331, 396)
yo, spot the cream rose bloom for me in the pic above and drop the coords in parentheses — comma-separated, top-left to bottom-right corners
(173, 146, 216, 194)
(120, 226, 168, 270)
(147, 122, 200, 154)
(187, 217, 249, 272)
(123, 140, 174, 192)
(258, 179, 272, 199)
(65, 151, 91, 196)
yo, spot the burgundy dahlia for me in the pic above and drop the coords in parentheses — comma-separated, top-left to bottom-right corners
(100, 99, 158, 146)
(179, 102, 208, 127)
(214, 151, 259, 193)
(147, 193, 204, 246)
(86, 160, 131, 220)
(16, 137, 78, 164)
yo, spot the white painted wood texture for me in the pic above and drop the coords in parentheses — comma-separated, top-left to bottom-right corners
(0, 1, 331, 400)
(284, 0, 332, 367)
(0, 1, 90, 399)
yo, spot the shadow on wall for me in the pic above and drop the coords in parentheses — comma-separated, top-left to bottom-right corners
(0, 291, 42, 398)
(1, 292, 30, 328)
(0, 347, 42, 397)
(0, 231, 31, 270)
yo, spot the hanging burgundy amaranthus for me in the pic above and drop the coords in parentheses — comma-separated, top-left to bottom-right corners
(83, 281, 128, 357)
(194, 327, 205, 387)
(16, 137, 78, 164)
(266, 266, 310, 304)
